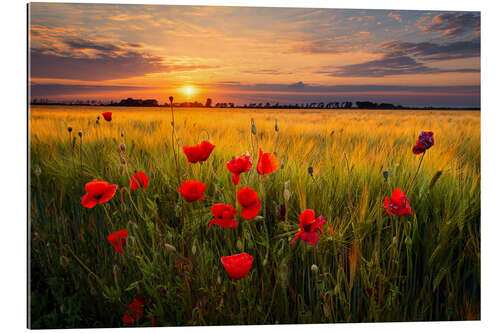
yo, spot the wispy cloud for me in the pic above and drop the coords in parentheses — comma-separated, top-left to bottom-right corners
(215, 81, 479, 94)
(382, 38, 480, 61)
(419, 12, 480, 38)
(30, 83, 148, 96)
(388, 12, 403, 23)
(317, 52, 479, 77)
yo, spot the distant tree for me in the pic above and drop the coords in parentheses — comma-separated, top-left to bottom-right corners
(205, 98, 212, 107)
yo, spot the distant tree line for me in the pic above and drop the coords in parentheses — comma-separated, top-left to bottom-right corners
(30, 97, 479, 110)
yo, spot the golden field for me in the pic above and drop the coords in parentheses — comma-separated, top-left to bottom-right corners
(29, 105, 480, 327)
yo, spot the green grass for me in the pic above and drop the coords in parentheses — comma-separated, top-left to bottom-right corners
(29, 105, 480, 328)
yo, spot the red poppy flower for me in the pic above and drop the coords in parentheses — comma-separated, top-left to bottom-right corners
(102, 111, 112, 122)
(220, 253, 254, 280)
(129, 171, 149, 190)
(123, 296, 146, 324)
(209, 204, 239, 229)
(257, 148, 279, 175)
(177, 180, 206, 202)
(81, 180, 118, 208)
(107, 229, 128, 254)
(237, 187, 261, 219)
(226, 152, 253, 185)
(182, 140, 215, 163)
(412, 131, 434, 154)
(384, 188, 412, 216)
(291, 209, 325, 246)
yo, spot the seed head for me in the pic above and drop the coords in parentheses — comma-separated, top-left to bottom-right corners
(383, 171, 389, 180)
(78, 131, 82, 137)
(308, 166, 314, 176)
(169, 96, 174, 103)
(97, 116, 100, 120)
(67, 126, 72, 133)
(119, 143, 126, 152)
(311, 264, 319, 273)
(34, 165, 42, 176)
(251, 118, 257, 135)
(164, 243, 176, 252)
(274, 118, 279, 132)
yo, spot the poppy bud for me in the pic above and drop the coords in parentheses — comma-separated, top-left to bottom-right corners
(311, 264, 319, 273)
(191, 244, 197, 255)
(96, 120, 99, 124)
(236, 239, 243, 251)
(274, 119, 279, 132)
(59, 255, 70, 268)
(67, 126, 73, 133)
(254, 215, 265, 221)
(308, 166, 314, 176)
(330, 130, 335, 136)
(383, 171, 389, 180)
(78, 131, 82, 137)
(169, 96, 174, 103)
(251, 118, 257, 135)
(34, 165, 42, 176)
(279, 204, 286, 221)
(120, 143, 126, 152)
(119, 165, 124, 176)
(164, 243, 176, 252)
(121, 132, 124, 137)
(120, 156, 126, 165)
(97, 116, 100, 120)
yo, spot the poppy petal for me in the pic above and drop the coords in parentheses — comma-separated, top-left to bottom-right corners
(383, 197, 391, 215)
(209, 218, 239, 229)
(85, 180, 110, 197)
(241, 201, 261, 220)
(220, 253, 254, 280)
(81, 193, 97, 208)
(299, 209, 316, 228)
(98, 184, 118, 203)
(231, 173, 240, 185)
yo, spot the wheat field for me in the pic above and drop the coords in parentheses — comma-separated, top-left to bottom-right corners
(29, 105, 480, 328)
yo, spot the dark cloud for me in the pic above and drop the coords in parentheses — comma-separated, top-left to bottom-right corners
(422, 12, 480, 38)
(30, 50, 168, 80)
(383, 38, 480, 61)
(318, 51, 479, 77)
(30, 37, 219, 80)
(30, 83, 148, 96)
(64, 38, 122, 52)
(216, 81, 479, 94)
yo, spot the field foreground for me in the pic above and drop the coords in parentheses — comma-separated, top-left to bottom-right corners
(29, 106, 480, 328)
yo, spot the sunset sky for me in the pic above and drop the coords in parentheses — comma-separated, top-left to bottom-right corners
(29, 3, 480, 107)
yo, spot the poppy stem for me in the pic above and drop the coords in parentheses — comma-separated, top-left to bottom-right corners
(408, 150, 426, 194)
(66, 245, 103, 287)
(79, 134, 83, 174)
(170, 103, 182, 188)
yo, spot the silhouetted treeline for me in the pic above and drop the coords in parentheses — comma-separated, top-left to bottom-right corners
(30, 97, 479, 110)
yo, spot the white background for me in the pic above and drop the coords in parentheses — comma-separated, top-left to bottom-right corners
(0, 0, 497, 332)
